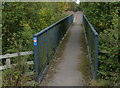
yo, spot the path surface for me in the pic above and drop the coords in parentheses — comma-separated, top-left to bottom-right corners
(47, 11, 84, 86)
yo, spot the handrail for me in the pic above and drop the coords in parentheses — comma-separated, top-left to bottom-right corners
(83, 15, 98, 36)
(0, 51, 33, 59)
(34, 14, 73, 37)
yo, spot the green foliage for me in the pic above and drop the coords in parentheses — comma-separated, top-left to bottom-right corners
(2, 2, 69, 54)
(98, 28, 119, 80)
(2, 2, 69, 86)
(3, 57, 28, 86)
(67, 2, 81, 12)
(80, 2, 119, 33)
(80, 2, 120, 84)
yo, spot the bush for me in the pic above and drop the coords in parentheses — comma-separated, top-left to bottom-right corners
(80, 2, 120, 85)
(3, 58, 28, 86)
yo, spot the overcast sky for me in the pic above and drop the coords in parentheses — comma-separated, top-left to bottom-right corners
(75, 0, 80, 4)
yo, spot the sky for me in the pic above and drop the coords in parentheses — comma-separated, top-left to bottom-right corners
(75, 0, 80, 4)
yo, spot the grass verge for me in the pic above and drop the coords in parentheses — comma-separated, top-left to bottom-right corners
(78, 25, 91, 86)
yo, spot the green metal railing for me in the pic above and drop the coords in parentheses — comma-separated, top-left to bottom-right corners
(83, 14, 98, 79)
(34, 14, 73, 82)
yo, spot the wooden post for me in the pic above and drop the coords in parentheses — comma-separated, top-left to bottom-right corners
(0, 60, 2, 66)
(6, 58, 11, 68)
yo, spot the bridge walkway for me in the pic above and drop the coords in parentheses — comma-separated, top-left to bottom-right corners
(41, 11, 88, 86)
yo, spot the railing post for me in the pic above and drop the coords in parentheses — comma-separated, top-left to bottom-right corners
(95, 34, 98, 79)
(45, 31, 49, 64)
(34, 36, 39, 82)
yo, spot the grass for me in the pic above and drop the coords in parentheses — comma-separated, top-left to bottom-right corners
(89, 79, 113, 86)
(77, 27, 91, 86)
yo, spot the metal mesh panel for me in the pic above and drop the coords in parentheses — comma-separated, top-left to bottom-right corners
(34, 15, 73, 82)
(83, 15, 98, 79)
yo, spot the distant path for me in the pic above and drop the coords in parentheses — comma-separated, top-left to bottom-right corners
(45, 11, 85, 86)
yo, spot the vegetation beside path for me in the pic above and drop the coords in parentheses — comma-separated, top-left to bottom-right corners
(2, 2, 69, 86)
(80, 2, 120, 86)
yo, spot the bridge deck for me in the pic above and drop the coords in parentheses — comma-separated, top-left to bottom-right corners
(41, 12, 87, 86)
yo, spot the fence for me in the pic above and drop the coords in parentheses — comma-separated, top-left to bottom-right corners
(83, 14, 98, 79)
(34, 14, 74, 82)
(0, 51, 33, 70)
(0, 51, 34, 86)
